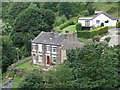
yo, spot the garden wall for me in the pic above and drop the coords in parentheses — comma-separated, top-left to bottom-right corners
(10, 56, 32, 67)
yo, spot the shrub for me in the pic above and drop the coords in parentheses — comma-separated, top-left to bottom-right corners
(77, 26, 108, 38)
(53, 15, 67, 26)
(59, 20, 75, 30)
(116, 21, 120, 28)
(105, 37, 111, 42)
(76, 23, 82, 31)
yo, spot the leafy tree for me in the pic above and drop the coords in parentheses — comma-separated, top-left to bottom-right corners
(11, 33, 34, 58)
(54, 15, 67, 26)
(86, 2, 95, 15)
(76, 23, 82, 31)
(57, 3, 73, 19)
(67, 43, 119, 89)
(12, 5, 55, 35)
(41, 2, 59, 12)
(2, 36, 16, 73)
(7, 2, 30, 25)
(45, 61, 73, 88)
(2, 2, 11, 22)
(19, 70, 44, 89)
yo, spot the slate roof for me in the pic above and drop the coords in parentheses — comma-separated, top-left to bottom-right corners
(32, 31, 84, 50)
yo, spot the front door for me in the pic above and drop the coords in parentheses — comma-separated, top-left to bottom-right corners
(46, 56, 50, 65)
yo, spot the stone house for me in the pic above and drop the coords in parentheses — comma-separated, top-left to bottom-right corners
(31, 31, 84, 66)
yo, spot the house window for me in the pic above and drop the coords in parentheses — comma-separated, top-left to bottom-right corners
(105, 20, 109, 23)
(46, 46, 50, 52)
(52, 47, 56, 53)
(52, 57, 56, 63)
(96, 20, 100, 24)
(38, 55, 42, 63)
(32, 45, 36, 50)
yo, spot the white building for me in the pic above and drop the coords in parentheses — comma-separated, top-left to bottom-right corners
(78, 11, 118, 27)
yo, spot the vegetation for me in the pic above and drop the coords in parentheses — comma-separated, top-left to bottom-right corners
(105, 37, 111, 42)
(2, 36, 16, 73)
(59, 20, 75, 30)
(62, 25, 76, 34)
(77, 26, 108, 38)
(17, 44, 120, 89)
(116, 21, 120, 28)
(19, 70, 44, 89)
(2, 2, 120, 89)
(76, 23, 82, 31)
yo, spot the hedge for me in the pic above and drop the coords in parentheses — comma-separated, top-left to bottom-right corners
(76, 23, 82, 31)
(116, 21, 120, 28)
(59, 20, 75, 30)
(77, 26, 108, 38)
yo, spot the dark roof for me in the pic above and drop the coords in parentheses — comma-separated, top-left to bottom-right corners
(32, 31, 84, 49)
(93, 11, 117, 20)
(62, 42, 84, 50)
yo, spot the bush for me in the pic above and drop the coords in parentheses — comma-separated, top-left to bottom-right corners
(54, 15, 67, 26)
(76, 23, 82, 31)
(59, 20, 75, 30)
(77, 26, 108, 38)
(105, 37, 111, 42)
(116, 21, 120, 28)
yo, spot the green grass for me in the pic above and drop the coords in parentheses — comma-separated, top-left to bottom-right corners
(79, 38, 92, 44)
(2, 72, 7, 83)
(62, 25, 76, 34)
(15, 60, 40, 71)
(11, 60, 40, 88)
(108, 26, 116, 30)
(12, 76, 23, 88)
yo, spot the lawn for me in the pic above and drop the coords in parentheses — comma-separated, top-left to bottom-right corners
(11, 76, 23, 88)
(62, 25, 76, 34)
(15, 60, 40, 71)
(11, 60, 40, 88)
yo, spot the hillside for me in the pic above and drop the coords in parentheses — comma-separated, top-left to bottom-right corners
(93, 2, 119, 18)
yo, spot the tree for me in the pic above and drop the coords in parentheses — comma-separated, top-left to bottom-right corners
(12, 5, 55, 35)
(11, 4, 55, 58)
(67, 43, 119, 89)
(54, 15, 67, 26)
(57, 3, 73, 19)
(19, 70, 44, 89)
(45, 61, 73, 88)
(7, 2, 30, 25)
(41, 2, 59, 12)
(86, 2, 95, 15)
(2, 36, 16, 73)
(76, 23, 82, 31)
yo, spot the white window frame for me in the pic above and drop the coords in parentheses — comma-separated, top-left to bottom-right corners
(46, 45, 50, 53)
(52, 46, 57, 54)
(96, 20, 100, 24)
(52, 56, 57, 63)
(38, 55, 42, 63)
(32, 43, 36, 51)
(38, 44, 42, 52)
